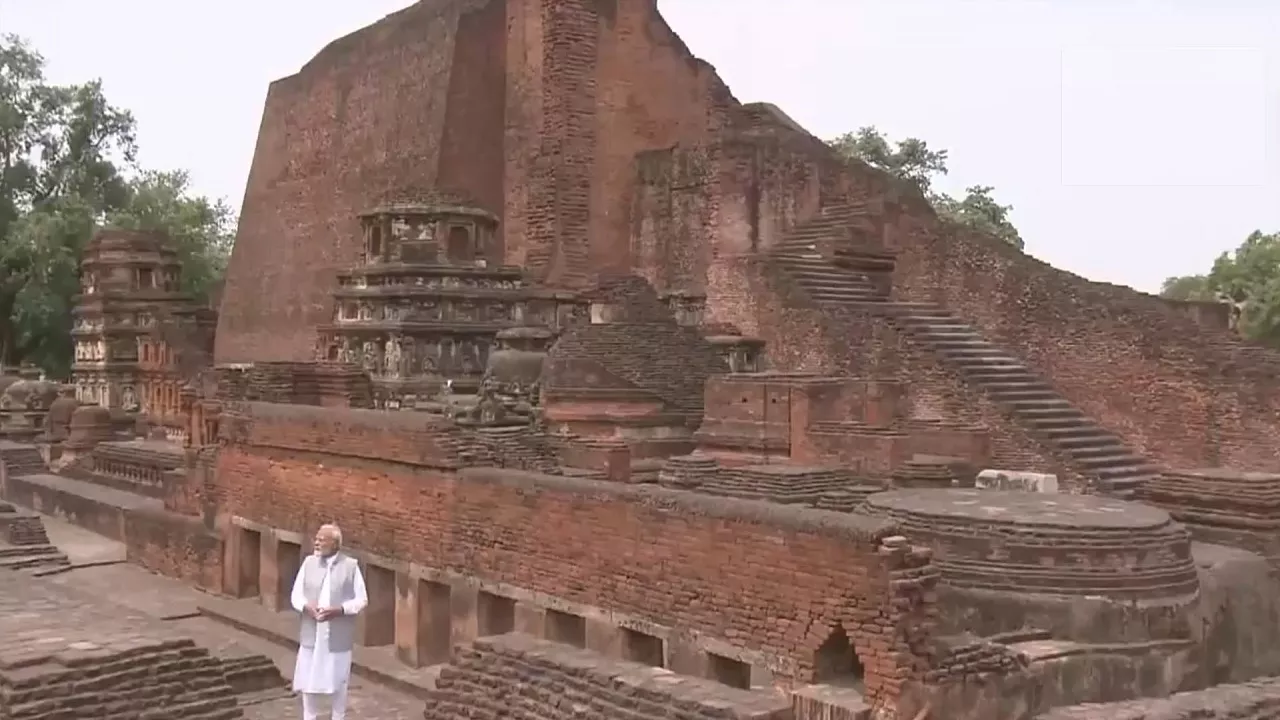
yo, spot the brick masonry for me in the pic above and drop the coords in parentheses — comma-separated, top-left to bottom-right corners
(861, 489, 1199, 601)
(219, 0, 733, 363)
(0, 568, 243, 720)
(425, 633, 792, 720)
(221, 0, 1280, 478)
(212, 402, 939, 709)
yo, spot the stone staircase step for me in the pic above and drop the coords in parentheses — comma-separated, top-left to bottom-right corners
(1044, 428, 1117, 445)
(949, 359, 1028, 370)
(1079, 455, 1150, 470)
(1067, 445, 1134, 460)
(938, 348, 1015, 360)
(1001, 398, 1076, 411)
(967, 372, 1044, 384)
(784, 270, 872, 283)
(988, 389, 1060, 402)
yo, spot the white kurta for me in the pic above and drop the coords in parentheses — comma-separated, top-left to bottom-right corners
(290, 554, 369, 694)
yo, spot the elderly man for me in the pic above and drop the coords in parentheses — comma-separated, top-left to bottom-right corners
(289, 524, 368, 720)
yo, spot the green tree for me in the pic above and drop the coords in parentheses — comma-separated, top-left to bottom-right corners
(0, 34, 235, 376)
(0, 34, 137, 372)
(107, 169, 236, 305)
(828, 126, 1025, 249)
(829, 127, 949, 196)
(1159, 274, 1215, 302)
(1160, 231, 1280, 346)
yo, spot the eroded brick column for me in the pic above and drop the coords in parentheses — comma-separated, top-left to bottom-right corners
(513, 599, 545, 635)
(861, 535, 939, 716)
(394, 573, 452, 667)
(222, 525, 261, 599)
(260, 535, 302, 612)
(356, 563, 396, 647)
(450, 584, 480, 648)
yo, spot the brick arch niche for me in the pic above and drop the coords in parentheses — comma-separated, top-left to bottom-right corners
(813, 624, 865, 689)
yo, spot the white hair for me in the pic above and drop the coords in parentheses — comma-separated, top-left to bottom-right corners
(318, 523, 343, 548)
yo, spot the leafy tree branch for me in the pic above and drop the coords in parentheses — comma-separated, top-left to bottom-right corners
(828, 126, 1024, 250)
(0, 33, 235, 376)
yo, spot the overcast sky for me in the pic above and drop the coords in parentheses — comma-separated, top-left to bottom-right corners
(1, 0, 1276, 293)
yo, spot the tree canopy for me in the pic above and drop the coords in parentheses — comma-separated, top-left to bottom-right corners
(0, 34, 234, 377)
(1160, 231, 1280, 347)
(828, 126, 1025, 250)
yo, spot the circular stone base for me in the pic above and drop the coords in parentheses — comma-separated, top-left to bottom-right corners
(863, 489, 1199, 599)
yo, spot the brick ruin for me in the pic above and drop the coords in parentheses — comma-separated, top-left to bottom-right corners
(0, 1, 1278, 719)
(72, 228, 217, 439)
(0, 568, 248, 720)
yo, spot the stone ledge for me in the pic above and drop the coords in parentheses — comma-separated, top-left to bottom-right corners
(197, 594, 442, 700)
(4, 473, 162, 541)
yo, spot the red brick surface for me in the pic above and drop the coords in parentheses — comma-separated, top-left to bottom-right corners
(211, 403, 935, 705)
(221, 0, 1280, 475)
(218, 0, 733, 363)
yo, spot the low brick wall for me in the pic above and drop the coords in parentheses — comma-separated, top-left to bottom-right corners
(4, 473, 142, 541)
(214, 401, 940, 711)
(425, 633, 791, 720)
(124, 505, 224, 593)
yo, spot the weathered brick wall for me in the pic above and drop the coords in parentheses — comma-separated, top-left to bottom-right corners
(546, 277, 724, 417)
(219, 1, 482, 362)
(214, 362, 372, 407)
(437, 0, 508, 230)
(638, 143, 1057, 476)
(424, 633, 791, 720)
(123, 505, 224, 593)
(220, 0, 734, 363)
(212, 402, 934, 705)
(882, 197, 1280, 471)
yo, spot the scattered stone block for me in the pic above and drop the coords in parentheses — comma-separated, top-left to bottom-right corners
(975, 469, 1059, 493)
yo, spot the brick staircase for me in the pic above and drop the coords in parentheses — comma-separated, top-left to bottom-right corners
(767, 211, 1157, 497)
(0, 441, 45, 477)
(770, 203, 888, 304)
(0, 543, 71, 575)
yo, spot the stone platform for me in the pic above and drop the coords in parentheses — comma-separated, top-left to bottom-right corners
(862, 489, 1199, 600)
(0, 568, 244, 720)
(3, 472, 164, 542)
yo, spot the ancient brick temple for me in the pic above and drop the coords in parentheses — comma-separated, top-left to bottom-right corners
(73, 228, 216, 428)
(314, 197, 582, 408)
(2, 1, 1280, 719)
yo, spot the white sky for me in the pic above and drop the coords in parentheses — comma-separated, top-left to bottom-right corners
(1, 0, 1276, 293)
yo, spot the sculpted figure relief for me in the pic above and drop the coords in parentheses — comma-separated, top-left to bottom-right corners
(384, 338, 402, 378)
